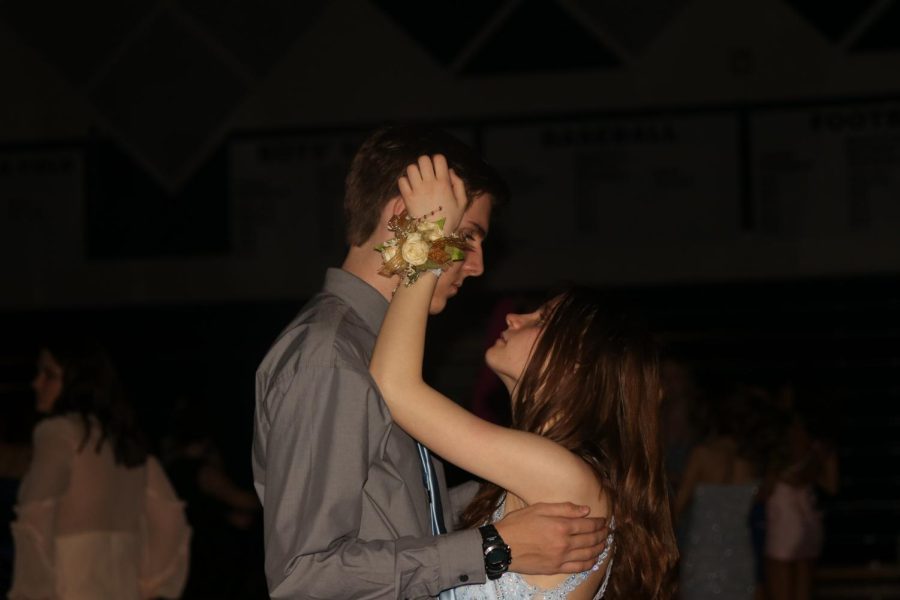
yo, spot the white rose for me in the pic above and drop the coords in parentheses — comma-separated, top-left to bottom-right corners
(401, 238, 430, 266)
(382, 245, 397, 262)
(417, 221, 444, 242)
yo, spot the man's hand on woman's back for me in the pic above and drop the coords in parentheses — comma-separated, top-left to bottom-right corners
(496, 502, 609, 575)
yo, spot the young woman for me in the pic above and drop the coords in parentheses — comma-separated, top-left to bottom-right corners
(10, 339, 190, 600)
(675, 387, 787, 600)
(370, 156, 678, 599)
(765, 384, 839, 600)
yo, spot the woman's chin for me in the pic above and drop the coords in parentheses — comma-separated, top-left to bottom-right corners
(484, 346, 500, 370)
(484, 351, 515, 388)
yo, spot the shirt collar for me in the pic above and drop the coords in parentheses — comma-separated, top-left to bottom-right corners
(323, 268, 389, 334)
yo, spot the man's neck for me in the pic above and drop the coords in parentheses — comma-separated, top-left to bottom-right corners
(341, 244, 396, 302)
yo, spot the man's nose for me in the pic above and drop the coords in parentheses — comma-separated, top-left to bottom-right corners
(462, 246, 484, 277)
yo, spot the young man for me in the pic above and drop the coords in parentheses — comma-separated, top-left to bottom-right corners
(253, 125, 607, 599)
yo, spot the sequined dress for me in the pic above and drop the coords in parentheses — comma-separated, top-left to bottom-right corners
(679, 483, 757, 599)
(455, 500, 614, 600)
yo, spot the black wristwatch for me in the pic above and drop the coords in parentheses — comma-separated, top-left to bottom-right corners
(478, 524, 512, 580)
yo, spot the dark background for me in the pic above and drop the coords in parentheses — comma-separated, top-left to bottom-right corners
(1, 0, 899, 597)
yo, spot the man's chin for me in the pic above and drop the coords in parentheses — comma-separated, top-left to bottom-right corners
(430, 281, 462, 314)
(429, 293, 451, 315)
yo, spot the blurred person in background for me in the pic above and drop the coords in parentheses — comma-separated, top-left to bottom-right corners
(675, 386, 789, 600)
(765, 383, 840, 600)
(9, 337, 190, 600)
(659, 357, 701, 493)
(162, 395, 264, 599)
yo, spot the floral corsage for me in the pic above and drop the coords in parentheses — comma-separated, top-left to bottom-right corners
(376, 211, 469, 287)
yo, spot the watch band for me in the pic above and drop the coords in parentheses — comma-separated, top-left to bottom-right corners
(479, 523, 512, 580)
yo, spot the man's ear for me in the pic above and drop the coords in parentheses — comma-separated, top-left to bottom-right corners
(367, 196, 407, 248)
(387, 195, 406, 217)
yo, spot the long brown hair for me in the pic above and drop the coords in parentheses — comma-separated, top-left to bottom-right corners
(460, 288, 678, 598)
(44, 337, 147, 468)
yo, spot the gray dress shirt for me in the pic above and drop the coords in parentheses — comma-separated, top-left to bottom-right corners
(253, 268, 485, 599)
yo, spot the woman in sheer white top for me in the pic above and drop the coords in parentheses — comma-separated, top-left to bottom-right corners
(370, 156, 678, 599)
(10, 339, 190, 600)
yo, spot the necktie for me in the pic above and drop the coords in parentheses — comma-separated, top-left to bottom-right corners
(417, 442, 447, 534)
(417, 442, 457, 599)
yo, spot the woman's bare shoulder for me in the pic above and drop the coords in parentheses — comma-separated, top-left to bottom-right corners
(568, 458, 611, 517)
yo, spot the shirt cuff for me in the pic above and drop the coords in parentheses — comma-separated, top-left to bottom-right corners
(436, 528, 486, 590)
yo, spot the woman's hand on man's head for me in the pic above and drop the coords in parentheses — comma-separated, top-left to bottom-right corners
(398, 154, 468, 233)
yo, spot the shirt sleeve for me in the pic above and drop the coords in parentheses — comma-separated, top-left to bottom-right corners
(254, 363, 484, 600)
(139, 456, 191, 599)
(9, 417, 77, 599)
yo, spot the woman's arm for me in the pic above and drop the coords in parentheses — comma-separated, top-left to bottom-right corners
(140, 456, 191, 599)
(9, 418, 76, 600)
(370, 157, 600, 508)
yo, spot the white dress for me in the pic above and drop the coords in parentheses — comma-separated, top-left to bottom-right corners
(455, 500, 615, 600)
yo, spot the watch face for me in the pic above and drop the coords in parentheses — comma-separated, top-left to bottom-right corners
(486, 546, 510, 565)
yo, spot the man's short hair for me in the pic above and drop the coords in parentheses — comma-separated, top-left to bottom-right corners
(343, 124, 510, 246)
